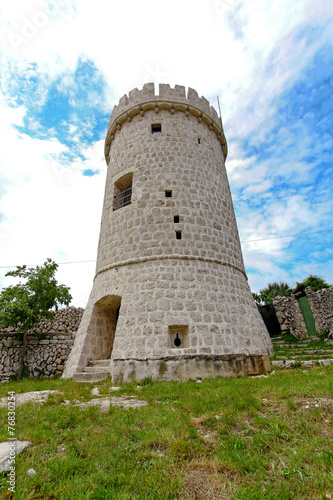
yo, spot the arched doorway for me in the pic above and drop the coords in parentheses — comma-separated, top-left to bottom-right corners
(91, 295, 121, 360)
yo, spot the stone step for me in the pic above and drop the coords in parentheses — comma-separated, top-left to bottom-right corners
(271, 359, 333, 369)
(272, 341, 313, 346)
(273, 350, 333, 356)
(74, 371, 110, 382)
(88, 359, 110, 367)
(274, 351, 333, 359)
(84, 366, 110, 374)
(271, 337, 320, 344)
(275, 353, 333, 360)
(273, 345, 330, 350)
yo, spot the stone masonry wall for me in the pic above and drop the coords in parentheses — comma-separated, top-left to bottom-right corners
(273, 286, 333, 339)
(0, 307, 83, 382)
(64, 83, 273, 382)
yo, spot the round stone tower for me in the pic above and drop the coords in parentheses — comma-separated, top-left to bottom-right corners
(63, 83, 273, 383)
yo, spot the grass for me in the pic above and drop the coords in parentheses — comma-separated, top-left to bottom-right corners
(0, 366, 332, 499)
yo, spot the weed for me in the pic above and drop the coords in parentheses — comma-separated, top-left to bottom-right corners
(140, 377, 153, 386)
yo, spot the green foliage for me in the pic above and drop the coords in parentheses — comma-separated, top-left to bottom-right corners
(253, 281, 292, 305)
(252, 292, 261, 304)
(292, 274, 331, 294)
(0, 259, 72, 379)
(0, 258, 72, 333)
(253, 274, 331, 305)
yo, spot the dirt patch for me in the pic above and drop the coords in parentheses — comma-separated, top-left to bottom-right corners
(293, 397, 333, 411)
(182, 460, 235, 500)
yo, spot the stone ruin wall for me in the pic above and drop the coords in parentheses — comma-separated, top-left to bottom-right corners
(0, 307, 83, 382)
(273, 286, 333, 339)
(307, 286, 333, 335)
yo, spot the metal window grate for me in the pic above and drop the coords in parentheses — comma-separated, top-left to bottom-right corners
(113, 186, 132, 211)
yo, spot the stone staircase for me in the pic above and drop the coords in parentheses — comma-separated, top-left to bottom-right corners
(74, 359, 110, 382)
(270, 336, 333, 369)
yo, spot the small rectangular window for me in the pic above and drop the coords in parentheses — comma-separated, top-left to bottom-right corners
(174, 215, 179, 223)
(198, 138, 201, 144)
(176, 231, 182, 240)
(152, 124, 162, 134)
(165, 190, 172, 198)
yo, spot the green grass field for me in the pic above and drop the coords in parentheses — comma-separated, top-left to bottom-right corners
(0, 364, 332, 499)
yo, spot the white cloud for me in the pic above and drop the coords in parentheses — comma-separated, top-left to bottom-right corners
(243, 179, 272, 195)
(0, 0, 332, 304)
(1, 0, 331, 107)
(0, 99, 106, 306)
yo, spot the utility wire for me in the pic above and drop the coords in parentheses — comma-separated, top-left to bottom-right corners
(241, 229, 333, 243)
(0, 260, 96, 269)
(0, 229, 332, 269)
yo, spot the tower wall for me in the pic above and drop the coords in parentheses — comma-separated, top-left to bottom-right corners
(63, 83, 273, 382)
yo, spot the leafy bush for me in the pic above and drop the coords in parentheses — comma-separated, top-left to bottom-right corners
(292, 274, 331, 294)
(253, 281, 292, 305)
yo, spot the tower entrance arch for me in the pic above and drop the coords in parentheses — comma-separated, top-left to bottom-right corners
(90, 295, 121, 361)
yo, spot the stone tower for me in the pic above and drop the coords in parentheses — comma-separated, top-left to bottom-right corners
(63, 83, 273, 383)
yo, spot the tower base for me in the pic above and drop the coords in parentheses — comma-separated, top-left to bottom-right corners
(111, 354, 271, 383)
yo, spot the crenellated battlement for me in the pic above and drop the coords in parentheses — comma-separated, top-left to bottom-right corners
(105, 83, 227, 161)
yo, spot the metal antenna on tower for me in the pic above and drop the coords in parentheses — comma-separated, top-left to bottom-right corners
(217, 95, 223, 129)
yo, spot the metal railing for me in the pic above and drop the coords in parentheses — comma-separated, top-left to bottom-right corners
(113, 186, 132, 211)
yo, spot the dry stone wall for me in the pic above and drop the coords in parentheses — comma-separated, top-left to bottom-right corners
(273, 286, 333, 339)
(306, 287, 333, 335)
(0, 307, 83, 382)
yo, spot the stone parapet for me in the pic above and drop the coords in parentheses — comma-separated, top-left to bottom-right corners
(105, 83, 227, 161)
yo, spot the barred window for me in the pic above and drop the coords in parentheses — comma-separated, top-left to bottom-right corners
(113, 173, 133, 211)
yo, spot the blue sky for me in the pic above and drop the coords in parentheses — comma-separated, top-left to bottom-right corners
(0, 0, 332, 306)
(7, 57, 109, 170)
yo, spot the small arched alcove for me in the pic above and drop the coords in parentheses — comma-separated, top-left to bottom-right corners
(91, 295, 121, 360)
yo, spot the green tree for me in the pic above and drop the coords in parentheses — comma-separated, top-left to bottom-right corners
(293, 274, 331, 294)
(0, 259, 72, 379)
(252, 292, 262, 305)
(253, 281, 292, 305)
